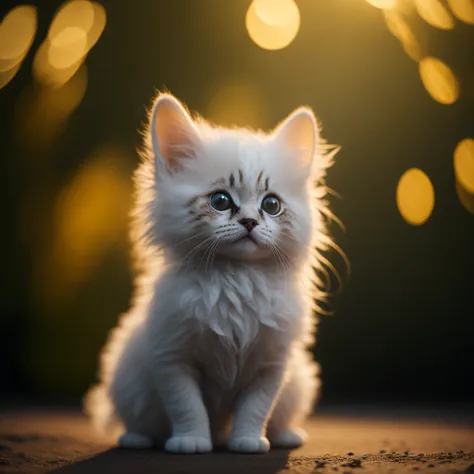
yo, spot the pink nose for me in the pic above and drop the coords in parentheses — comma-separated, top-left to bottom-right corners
(239, 218, 259, 232)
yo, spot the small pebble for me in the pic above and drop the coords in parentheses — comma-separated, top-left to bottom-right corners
(428, 464, 435, 468)
(380, 450, 386, 454)
(347, 452, 354, 456)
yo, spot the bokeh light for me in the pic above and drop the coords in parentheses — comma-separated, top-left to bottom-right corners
(32, 0, 105, 88)
(454, 138, 474, 194)
(0, 62, 22, 89)
(365, 0, 396, 9)
(246, 0, 300, 50)
(414, 0, 455, 30)
(447, 0, 474, 24)
(17, 66, 88, 149)
(38, 146, 132, 308)
(364, 0, 396, 9)
(383, 10, 423, 61)
(48, 26, 88, 70)
(0, 5, 37, 88)
(419, 57, 459, 105)
(396, 168, 435, 226)
(456, 180, 474, 214)
(206, 83, 268, 127)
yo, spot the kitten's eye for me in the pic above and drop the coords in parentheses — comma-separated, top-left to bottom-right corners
(261, 195, 281, 216)
(210, 191, 233, 211)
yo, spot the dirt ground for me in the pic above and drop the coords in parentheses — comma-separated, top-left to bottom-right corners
(0, 407, 473, 474)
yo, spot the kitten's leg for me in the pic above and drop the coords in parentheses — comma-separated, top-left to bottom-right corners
(267, 353, 320, 449)
(156, 365, 212, 454)
(228, 367, 285, 454)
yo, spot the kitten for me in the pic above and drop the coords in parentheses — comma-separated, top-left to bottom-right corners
(84, 93, 336, 454)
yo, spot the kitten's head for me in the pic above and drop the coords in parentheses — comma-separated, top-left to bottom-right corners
(140, 93, 333, 267)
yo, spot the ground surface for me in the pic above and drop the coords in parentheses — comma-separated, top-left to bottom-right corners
(0, 407, 473, 474)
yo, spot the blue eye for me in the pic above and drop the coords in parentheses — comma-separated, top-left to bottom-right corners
(261, 195, 281, 215)
(210, 191, 232, 211)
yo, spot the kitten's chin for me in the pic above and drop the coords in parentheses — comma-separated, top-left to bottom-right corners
(217, 238, 271, 261)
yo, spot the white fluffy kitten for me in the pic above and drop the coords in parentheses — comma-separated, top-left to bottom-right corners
(84, 93, 335, 454)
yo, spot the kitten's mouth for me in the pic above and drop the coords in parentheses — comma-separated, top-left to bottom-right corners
(235, 234, 258, 245)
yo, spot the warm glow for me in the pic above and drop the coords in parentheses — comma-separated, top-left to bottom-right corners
(364, 0, 396, 9)
(18, 66, 88, 149)
(396, 168, 435, 226)
(447, 0, 474, 24)
(246, 0, 300, 50)
(414, 0, 455, 29)
(456, 180, 474, 214)
(48, 0, 95, 41)
(454, 138, 474, 194)
(206, 83, 268, 128)
(254, 0, 298, 26)
(40, 147, 131, 307)
(0, 62, 22, 90)
(33, 0, 106, 87)
(419, 57, 459, 105)
(86, 2, 106, 50)
(383, 10, 423, 61)
(48, 26, 88, 70)
(0, 5, 37, 72)
(33, 40, 84, 88)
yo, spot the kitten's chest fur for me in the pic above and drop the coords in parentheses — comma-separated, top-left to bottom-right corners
(177, 263, 299, 388)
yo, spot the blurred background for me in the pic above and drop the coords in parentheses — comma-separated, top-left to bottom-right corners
(0, 0, 473, 409)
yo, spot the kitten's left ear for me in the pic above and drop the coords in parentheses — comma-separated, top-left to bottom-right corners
(150, 93, 201, 174)
(272, 107, 319, 170)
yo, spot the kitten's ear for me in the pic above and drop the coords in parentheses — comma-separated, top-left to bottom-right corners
(272, 107, 319, 171)
(150, 94, 201, 173)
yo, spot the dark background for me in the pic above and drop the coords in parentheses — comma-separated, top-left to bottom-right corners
(1, 0, 473, 407)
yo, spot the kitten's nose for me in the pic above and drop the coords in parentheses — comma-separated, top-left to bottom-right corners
(239, 218, 259, 232)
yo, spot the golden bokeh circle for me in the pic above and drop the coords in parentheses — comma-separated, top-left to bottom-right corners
(454, 138, 474, 194)
(246, 0, 300, 51)
(419, 57, 459, 105)
(396, 168, 435, 226)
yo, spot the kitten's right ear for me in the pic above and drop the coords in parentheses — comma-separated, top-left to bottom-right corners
(150, 94, 201, 174)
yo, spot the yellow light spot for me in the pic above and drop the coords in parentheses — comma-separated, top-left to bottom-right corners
(206, 83, 268, 128)
(33, 39, 84, 88)
(0, 62, 22, 89)
(39, 146, 132, 307)
(454, 138, 474, 194)
(48, 26, 88, 70)
(17, 66, 87, 149)
(414, 0, 455, 29)
(447, 0, 474, 24)
(246, 0, 300, 51)
(254, 0, 298, 26)
(0, 5, 37, 71)
(383, 10, 423, 61)
(419, 57, 459, 105)
(364, 0, 396, 9)
(48, 0, 95, 41)
(456, 180, 474, 214)
(86, 2, 106, 50)
(396, 168, 435, 226)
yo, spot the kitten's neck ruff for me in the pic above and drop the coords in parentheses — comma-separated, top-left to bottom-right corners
(163, 246, 311, 278)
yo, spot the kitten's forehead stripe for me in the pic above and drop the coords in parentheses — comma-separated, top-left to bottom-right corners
(257, 170, 264, 184)
(239, 169, 244, 184)
(265, 177, 269, 192)
(211, 177, 227, 188)
(229, 174, 235, 187)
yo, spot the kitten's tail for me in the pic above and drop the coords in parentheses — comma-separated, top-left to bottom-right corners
(83, 384, 120, 436)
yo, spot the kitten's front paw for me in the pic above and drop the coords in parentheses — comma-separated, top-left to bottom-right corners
(164, 436, 212, 454)
(228, 436, 270, 454)
(118, 432, 154, 449)
(268, 428, 307, 449)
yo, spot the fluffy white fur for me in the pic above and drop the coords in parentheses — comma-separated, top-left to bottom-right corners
(84, 93, 336, 454)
